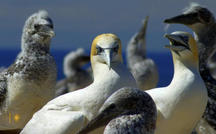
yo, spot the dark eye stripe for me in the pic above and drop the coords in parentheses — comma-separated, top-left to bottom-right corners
(95, 45, 119, 55)
(96, 45, 103, 54)
(113, 45, 119, 52)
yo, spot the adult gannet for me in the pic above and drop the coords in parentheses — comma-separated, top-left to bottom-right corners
(21, 33, 137, 134)
(127, 16, 159, 90)
(77, 87, 156, 134)
(0, 10, 56, 131)
(55, 48, 92, 97)
(146, 31, 208, 134)
(164, 3, 216, 132)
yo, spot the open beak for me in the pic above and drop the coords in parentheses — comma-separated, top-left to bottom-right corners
(164, 13, 199, 25)
(104, 49, 113, 70)
(164, 34, 191, 56)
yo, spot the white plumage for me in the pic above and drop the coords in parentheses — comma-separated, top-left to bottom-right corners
(78, 87, 157, 134)
(146, 31, 208, 134)
(164, 3, 216, 133)
(21, 33, 137, 134)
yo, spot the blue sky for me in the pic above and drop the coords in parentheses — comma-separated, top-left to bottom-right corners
(0, 0, 215, 52)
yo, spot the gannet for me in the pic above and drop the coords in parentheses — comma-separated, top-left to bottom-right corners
(21, 33, 137, 134)
(146, 31, 208, 134)
(0, 10, 56, 131)
(127, 16, 159, 90)
(164, 3, 216, 132)
(55, 48, 92, 97)
(77, 87, 157, 134)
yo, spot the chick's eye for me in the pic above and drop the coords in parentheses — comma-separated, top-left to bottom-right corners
(96, 46, 103, 54)
(113, 45, 119, 53)
(34, 24, 41, 30)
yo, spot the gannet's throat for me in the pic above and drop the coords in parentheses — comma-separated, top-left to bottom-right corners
(165, 31, 199, 69)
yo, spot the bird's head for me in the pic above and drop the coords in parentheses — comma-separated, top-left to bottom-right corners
(90, 33, 123, 70)
(63, 48, 90, 78)
(164, 3, 215, 32)
(164, 31, 199, 65)
(22, 10, 55, 45)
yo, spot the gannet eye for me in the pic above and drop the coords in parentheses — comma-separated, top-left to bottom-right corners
(96, 45, 103, 54)
(113, 45, 119, 53)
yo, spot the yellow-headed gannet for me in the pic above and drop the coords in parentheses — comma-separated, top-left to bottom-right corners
(55, 48, 92, 97)
(21, 33, 137, 134)
(127, 16, 159, 90)
(146, 31, 208, 134)
(77, 87, 156, 134)
(164, 3, 216, 132)
(0, 10, 56, 131)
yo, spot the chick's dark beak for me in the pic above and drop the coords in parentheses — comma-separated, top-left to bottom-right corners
(164, 13, 199, 25)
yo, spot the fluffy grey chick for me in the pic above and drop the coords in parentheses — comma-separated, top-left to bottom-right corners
(164, 2, 216, 133)
(77, 87, 157, 134)
(55, 48, 92, 97)
(127, 16, 159, 90)
(0, 10, 56, 130)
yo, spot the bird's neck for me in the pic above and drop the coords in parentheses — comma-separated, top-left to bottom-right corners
(21, 34, 50, 55)
(193, 23, 215, 41)
(192, 23, 216, 59)
(170, 59, 199, 87)
(92, 62, 121, 81)
(127, 37, 146, 66)
(190, 23, 209, 37)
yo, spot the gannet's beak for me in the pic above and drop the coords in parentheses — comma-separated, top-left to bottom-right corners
(104, 49, 112, 70)
(164, 34, 191, 56)
(164, 13, 199, 25)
